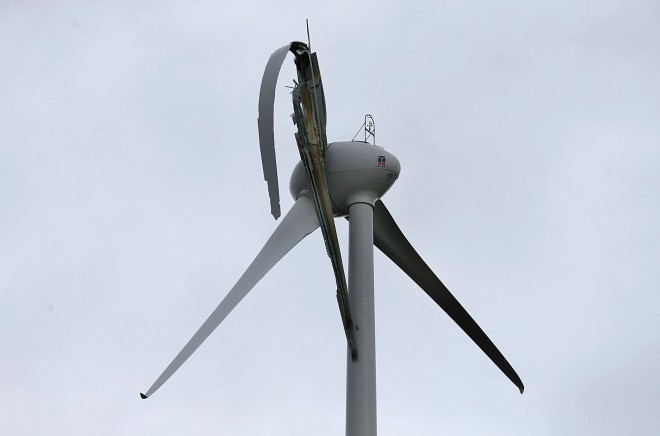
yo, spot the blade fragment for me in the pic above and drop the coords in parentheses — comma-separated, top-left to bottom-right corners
(258, 44, 293, 219)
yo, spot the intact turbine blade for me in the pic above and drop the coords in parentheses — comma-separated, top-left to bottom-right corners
(371, 200, 524, 393)
(258, 43, 293, 220)
(140, 195, 320, 398)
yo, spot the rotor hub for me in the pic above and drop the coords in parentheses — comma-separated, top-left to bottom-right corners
(289, 141, 401, 216)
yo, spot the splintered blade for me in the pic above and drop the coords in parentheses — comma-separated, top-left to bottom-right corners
(294, 123, 357, 360)
(257, 43, 327, 219)
(372, 200, 524, 393)
(290, 44, 357, 360)
(258, 43, 293, 219)
(290, 42, 327, 154)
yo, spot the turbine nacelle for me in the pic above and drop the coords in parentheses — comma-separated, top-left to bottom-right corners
(289, 141, 401, 215)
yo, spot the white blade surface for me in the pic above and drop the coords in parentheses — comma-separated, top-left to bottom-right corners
(141, 194, 319, 398)
(257, 43, 292, 220)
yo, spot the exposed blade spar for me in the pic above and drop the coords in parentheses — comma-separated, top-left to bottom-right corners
(289, 42, 357, 361)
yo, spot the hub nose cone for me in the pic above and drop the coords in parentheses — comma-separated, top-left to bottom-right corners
(289, 141, 400, 215)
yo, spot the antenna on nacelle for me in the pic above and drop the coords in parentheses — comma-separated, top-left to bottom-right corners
(306, 19, 312, 52)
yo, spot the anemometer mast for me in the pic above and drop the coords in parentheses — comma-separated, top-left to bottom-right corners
(351, 114, 376, 145)
(365, 114, 375, 144)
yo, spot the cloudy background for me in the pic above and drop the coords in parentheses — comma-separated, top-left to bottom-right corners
(2, 1, 659, 435)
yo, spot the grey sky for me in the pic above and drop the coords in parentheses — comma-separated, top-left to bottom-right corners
(2, 1, 659, 435)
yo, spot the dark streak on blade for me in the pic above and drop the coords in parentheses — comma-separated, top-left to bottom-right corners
(371, 200, 524, 394)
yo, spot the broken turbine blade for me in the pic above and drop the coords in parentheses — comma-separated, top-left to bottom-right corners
(371, 200, 524, 394)
(290, 47, 358, 361)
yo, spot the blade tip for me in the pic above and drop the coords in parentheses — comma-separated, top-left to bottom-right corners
(140, 393, 148, 399)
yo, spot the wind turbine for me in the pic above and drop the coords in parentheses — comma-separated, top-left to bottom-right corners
(141, 39, 524, 436)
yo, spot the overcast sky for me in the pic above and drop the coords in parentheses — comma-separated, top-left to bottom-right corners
(2, 1, 659, 435)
